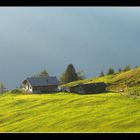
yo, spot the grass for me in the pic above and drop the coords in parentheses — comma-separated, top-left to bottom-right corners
(1, 67, 140, 132)
(62, 67, 140, 94)
(1, 91, 140, 132)
(61, 75, 115, 87)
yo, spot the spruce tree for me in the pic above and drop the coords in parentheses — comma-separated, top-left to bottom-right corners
(36, 70, 49, 77)
(60, 64, 82, 84)
(100, 71, 104, 77)
(123, 65, 131, 72)
(107, 67, 115, 75)
(65, 64, 78, 83)
(118, 68, 122, 73)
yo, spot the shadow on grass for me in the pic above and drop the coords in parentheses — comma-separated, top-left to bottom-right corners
(65, 90, 112, 95)
(106, 90, 120, 93)
(27, 92, 59, 95)
(10, 90, 119, 96)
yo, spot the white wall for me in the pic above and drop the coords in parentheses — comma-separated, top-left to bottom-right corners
(22, 81, 33, 93)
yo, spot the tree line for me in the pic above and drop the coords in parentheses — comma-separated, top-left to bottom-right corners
(35, 64, 137, 84)
(99, 65, 136, 77)
(33, 64, 85, 84)
(0, 64, 138, 93)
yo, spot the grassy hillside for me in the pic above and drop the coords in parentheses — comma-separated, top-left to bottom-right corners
(0, 91, 140, 132)
(62, 67, 140, 94)
(1, 67, 140, 132)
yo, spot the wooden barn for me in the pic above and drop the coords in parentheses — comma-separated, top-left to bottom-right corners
(21, 76, 59, 93)
(67, 82, 107, 94)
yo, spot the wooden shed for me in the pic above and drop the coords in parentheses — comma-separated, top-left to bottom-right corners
(68, 82, 107, 94)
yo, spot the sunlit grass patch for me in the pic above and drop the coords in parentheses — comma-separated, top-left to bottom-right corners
(0, 91, 140, 132)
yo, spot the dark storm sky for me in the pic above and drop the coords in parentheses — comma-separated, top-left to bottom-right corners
(0, 7, 140, 89)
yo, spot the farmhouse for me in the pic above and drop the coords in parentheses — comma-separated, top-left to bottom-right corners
(21, 76, 59, 93)
(66, 82, 107, 94)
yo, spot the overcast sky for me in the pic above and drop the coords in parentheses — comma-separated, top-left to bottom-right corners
(0, 7, 140, 89)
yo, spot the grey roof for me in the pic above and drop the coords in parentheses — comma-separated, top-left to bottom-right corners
(24, 76, 59, 86)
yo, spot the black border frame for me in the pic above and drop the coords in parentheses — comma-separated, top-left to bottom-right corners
(0, 132, 140, 139)
(0, 0, 140, 6)
(0, 1, 140, 139)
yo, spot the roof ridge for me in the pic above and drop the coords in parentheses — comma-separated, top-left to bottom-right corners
(25, 76, 59, 86)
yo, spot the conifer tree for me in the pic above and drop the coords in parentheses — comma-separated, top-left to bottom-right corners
(60, 64, 85, 84)
(36, 70, 49, 77)
(107, 67, 115, 75)
(123, 65, 131, 72)
(100, 71, 104, 77)
(64, 64, 78, 83)
(118, 68, 122, 73)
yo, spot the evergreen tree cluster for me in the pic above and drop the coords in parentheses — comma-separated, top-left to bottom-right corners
(34, 64, 85, 84)
(35, 70, 49, 77)
(32, 64, 138, 85)
(99, 65, 135, 77)
(60, 64, 85, 84)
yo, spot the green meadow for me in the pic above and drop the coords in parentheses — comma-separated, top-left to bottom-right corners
(1, 67, 140, 132)
(0, 91, 140, 132)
